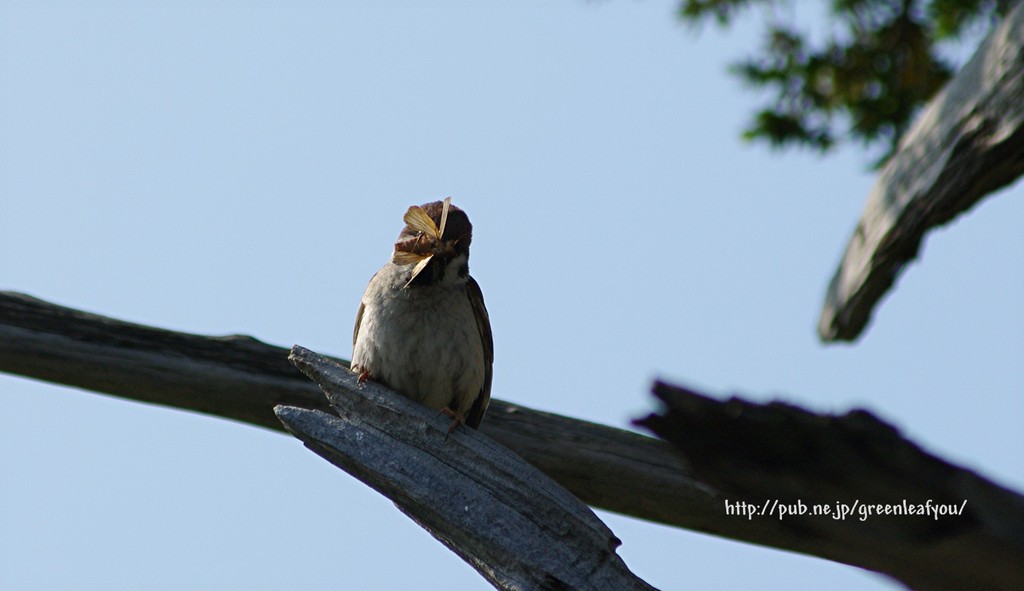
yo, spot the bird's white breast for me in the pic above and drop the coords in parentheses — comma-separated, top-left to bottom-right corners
(352, 262, 485, 416)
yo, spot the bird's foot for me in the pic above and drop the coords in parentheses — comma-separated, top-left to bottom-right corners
(353, 365, 371, 383)
(440, 407, 464, 438)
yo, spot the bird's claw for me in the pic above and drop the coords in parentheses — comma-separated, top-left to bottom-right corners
(440, 407, 464, 438)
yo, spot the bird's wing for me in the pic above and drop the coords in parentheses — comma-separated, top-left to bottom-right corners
(464, 275, 493, 429)
(353, 270, 380, 350)
(352, 300, 365, 351)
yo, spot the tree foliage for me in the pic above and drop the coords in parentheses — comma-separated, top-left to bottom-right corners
(679, 0, 1012, 163)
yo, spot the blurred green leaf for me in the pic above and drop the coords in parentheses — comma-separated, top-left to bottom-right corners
(679, 0, 1008, 164)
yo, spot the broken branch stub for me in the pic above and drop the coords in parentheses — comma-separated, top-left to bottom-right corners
(278, 345, 657, 591)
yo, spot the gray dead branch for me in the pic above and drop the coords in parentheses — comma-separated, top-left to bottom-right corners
(636, 382, 1024, 591)
(0, 292, 709, 533)
(819, 0, 1024, 342)
(278, 346, 657, 591)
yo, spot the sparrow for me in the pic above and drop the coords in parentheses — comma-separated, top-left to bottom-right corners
(351, 197, 493, 431)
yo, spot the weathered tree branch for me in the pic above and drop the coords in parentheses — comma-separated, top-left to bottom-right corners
(279, 346, 657, 591)
(636, 382, 1024, 591)
(819, 0, 1024, 342)
(4, 291, 1023, 590)
(0, 292, 711, 531)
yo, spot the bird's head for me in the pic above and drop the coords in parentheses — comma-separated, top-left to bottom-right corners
(391, 197, 473, 288)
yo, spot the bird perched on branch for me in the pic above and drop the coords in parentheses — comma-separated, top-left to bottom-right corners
(352, 198, 493, 432)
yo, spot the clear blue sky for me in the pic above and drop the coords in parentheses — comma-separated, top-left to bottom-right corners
(2, 3, 1021, 590)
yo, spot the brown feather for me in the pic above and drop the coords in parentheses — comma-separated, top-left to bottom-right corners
(464, 275, 493, 429)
